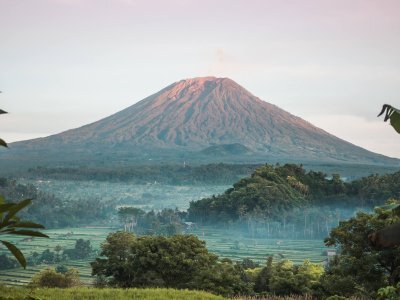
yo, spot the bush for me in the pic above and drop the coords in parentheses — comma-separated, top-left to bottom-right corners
(30, 268, 81, 288)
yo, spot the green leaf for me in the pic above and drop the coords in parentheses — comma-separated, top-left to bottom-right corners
(6, 230, 49, 238)
(389, 109, 400, 134)
(0, 138, 8, 148)
(0, 109, 7, 114)
(9, 221, 45, 229)
(3, 199, 32, 223)
(0, 240, 26, 268)
(0, 203, 15, 214)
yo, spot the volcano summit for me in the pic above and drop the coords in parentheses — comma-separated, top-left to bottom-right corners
(5, 77, 399, 166)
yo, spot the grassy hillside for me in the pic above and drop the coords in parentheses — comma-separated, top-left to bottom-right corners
(0, 286, 226, 300)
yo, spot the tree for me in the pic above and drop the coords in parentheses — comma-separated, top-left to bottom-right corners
(0, 253, 17, 269)
(91, 232, 248, 296)
(323, 199, 400, 298)
(254, 256, 323, 296)
(74, 239, 92, 259)
(118, 207, 144, 232)
(63, 239, 92, 259)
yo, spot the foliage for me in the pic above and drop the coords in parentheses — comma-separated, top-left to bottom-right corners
(0, 197, 49, 268)
(323, 199, 400, 298)
(254, 256, 323, 296)
(30, 267, 81, 288)
(237, 258, 260, 269)
(0, 177, 115, 227)
(0, 253, 18, 269)
(91, 232, 250, 297)
(377, 282, 400, 300)
(0, 107, 48, 268)
(188, 164, 400, 236)
(378, 104, 400, 134)
(63, 239, 92, 259)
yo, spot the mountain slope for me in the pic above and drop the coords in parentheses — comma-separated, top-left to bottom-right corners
(6, 77, 399, 165)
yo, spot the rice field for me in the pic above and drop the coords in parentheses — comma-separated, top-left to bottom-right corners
(0, 226, 331, 286)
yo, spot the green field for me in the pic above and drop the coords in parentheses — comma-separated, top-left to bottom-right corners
(0, 226, 330, 286)
(0, 286, 226, 300)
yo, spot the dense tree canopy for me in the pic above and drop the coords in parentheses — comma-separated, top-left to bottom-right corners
(323, 199, 400, 298)
(188, 164, 400, 226)
(91, 232, 251, 296)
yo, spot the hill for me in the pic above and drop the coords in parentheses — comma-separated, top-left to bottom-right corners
(2, 77, 399, 167)
(187, 163, 400, 225)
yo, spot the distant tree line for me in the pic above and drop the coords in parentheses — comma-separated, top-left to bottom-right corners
(118, 207, 187, 236)
(0, 178, 114, 227)
(26, 163, 259, 185)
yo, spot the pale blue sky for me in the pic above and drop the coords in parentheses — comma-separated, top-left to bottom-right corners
(1, 0, 400, 157)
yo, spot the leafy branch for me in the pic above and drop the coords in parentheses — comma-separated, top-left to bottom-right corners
(0, 197, 49, 268)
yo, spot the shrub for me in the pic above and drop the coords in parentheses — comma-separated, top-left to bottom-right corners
(30, 268, 81, 288)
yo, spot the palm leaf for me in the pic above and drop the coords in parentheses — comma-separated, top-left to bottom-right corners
(0, 240, 26, 268)
(5, 230, 49, 238)
(389, 109, 400, 133)
(8, 221, 46, 229)
(3, 199, 32, 224)
(0, 203, 15, 214)
(378, 104, 400, 133)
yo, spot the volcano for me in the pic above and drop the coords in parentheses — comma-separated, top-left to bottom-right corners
(5, 77, 399, 166)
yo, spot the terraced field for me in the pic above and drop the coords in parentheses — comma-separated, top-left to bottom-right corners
(0, 226, 331, 286)
(0, 227, 114, 286)
(191, 227, 328, 264)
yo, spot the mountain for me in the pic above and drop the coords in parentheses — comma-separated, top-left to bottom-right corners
(3, 77, 399, 166)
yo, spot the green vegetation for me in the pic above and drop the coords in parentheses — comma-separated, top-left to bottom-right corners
(0, 226, 328, 287)
(188, 164, 400, 238)
(91, 232, 251, 296)
(0, 178, 115, 227)
(89, 203, 400, 298)
(254, 257, 324, 296)
(322, 199, 400, 298)
(0, 198, 48, 268)
(0, 285, 226, 300)
(0, 108, 48, 268)
(378, 104, 400, 134)
(30, 267, 81, 288)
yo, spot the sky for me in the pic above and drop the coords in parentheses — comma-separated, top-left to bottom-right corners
(1, 0, 400, 157)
